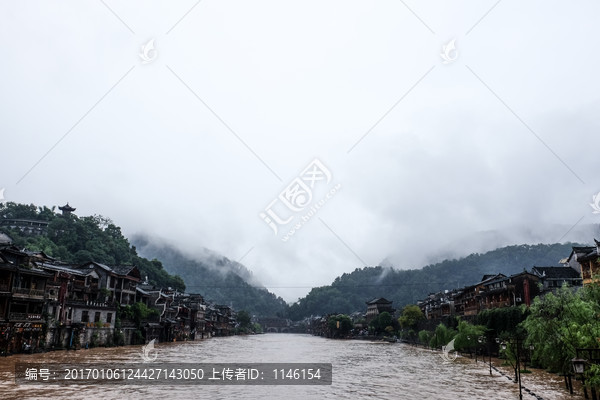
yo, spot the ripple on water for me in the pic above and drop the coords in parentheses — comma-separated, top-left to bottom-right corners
(0, 335, 583, 400)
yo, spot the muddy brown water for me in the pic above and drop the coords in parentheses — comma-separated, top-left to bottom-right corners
(0, 334, 584, 399)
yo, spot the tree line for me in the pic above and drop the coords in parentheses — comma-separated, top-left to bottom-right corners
(403, 282, 600, 393)
(288, 243, 577, 320)
(0, 202, 185, 290)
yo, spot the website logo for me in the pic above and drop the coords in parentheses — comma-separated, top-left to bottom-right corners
(140, 339, 158, 362)
(440, 338, 458, 363)
(139, 39, 157, 64)
(259, 159, 341, 242)
(440, 39, 458, 64)
(590, 191, 600, 214)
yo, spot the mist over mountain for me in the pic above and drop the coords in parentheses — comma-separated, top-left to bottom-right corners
(289, 242, 582, 320)
(382, 223, 600, 269)
(132, 234, 288, 317)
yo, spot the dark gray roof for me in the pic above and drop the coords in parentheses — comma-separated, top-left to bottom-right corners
(470, 273, 507, 288)
(79, 262, 139, 277)
(0, 233, 13, 244)
(111, 265, 136, 275)
(366, 297, 393, 305)
(59, 203, 76, 211)
(484, 276, 509, 286)
(17, 266, 53, 277)
(572, 246, 596, 252)
(532, 266, 582, 279)
(570, 246, 597, 262)
(37, 262, 91, 276)
(78, 261, 112, 271)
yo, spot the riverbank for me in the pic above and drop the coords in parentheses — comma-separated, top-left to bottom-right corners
(411, 343, 585, 400)
(490, 357, 585, 400)
(1, 334, 218, 359)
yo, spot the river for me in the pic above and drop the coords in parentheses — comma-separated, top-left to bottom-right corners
(0, 334, 583, 399)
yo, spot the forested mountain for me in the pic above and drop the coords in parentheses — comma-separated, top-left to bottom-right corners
(288, 243, 580, 320)
(0, 202, 185, 290)
(132, 235, 289, 318)
(1, 202, 585, 321)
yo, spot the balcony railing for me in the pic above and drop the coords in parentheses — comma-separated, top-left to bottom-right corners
(12, 288, 45, 299)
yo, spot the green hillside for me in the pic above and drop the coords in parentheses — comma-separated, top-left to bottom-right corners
(2, 202, 584, 322)
(0, 202, 185, 290)
(288, 243, 580, 320)
(132, 235, 289, 318)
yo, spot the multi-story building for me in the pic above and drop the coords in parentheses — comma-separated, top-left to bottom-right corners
(37, 262, 117, 348)
(0, 251, 51, 353)
(531, 266, 583, 293)
(77, 262, 140, 305)
(365, 298, 395, 322)
(565, 243, 600, 286)
(418, 289, 458, 320)
(453, 274, 506, 317)
(479, 272, 540, 310)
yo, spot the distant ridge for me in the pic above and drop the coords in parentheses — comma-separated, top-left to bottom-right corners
(132, 234, 288, 317)
(288, 242, 581, 320)
(386, 224, 600, 268)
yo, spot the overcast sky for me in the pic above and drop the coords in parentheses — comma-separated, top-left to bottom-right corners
(2, 0, 600, 302)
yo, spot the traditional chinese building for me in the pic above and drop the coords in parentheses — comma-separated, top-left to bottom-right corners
(531, 266, 583, 293)
(479, 271, 540, 310)
(565, 242, 600, 286)
(365, 298, 395, 322)
(0, 252, 51, 354)
(37, 262, 117, 348)
(77, 262, 140, 305)
(418, 289, 458, 320)
(58, 203, 76, 216)
(453, 274, 506, 317)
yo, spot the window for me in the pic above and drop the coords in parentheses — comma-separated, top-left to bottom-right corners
(106, 313, 112, 323)
(94, 312, 101, 323)
(81, 311, 89, 322)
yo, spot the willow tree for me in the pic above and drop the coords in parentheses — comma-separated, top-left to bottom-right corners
(521, 285, 600, 374)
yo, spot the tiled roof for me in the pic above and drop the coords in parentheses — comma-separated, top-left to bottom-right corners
(111, 265, 136, 275)
(532, 266, 582, 279)
(0, 233, 12, 244)
(366, 297, 392, 305)
(37, 262, 91, 276)
(570, 246, 597, 261)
